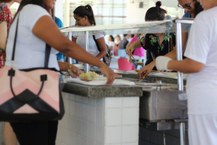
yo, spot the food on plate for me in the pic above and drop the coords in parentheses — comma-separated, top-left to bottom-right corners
(79, 71, 99, 81)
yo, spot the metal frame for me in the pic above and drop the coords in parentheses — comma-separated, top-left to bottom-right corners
(61, 20, 173, 72)
(175, 19, 194, 145)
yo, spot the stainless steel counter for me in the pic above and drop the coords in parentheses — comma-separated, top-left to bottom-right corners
(117, 71, 188, 131)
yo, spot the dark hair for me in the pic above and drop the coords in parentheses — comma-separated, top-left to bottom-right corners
(73, 4, 96, 25)
(16, 0, 44, 12)
(109, 35, 114, 42)
(194, 1, 203, 17)
(145, 1, 167, 21)
(14, 0, 50, 19)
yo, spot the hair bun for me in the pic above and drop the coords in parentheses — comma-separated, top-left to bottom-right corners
(156, 1, 162, 8)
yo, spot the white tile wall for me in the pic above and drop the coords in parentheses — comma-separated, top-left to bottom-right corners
(56, 93, 139, 145)
(105, 126, 122, 143)
(105, 108, 122, 125)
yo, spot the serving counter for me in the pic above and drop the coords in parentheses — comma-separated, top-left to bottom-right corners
(56, 79, 143, 145)
(55, 71, 188, 145)
(120, 71, 188, 145)
(118, 71, 188, 125)
(58, 20, 191, 145)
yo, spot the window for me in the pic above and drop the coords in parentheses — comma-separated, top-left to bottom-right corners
(68, 0, 127, 26)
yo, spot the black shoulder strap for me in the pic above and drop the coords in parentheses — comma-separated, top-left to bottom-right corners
(93, 35, 100, 52)
(44, 44, 51, 68)
(11, 15, 20, 61)
(10, 13, 51, 68)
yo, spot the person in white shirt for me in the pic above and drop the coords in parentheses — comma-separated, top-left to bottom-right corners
(155, 0, 217, 144)
(73, 4, 107, 60)
(5, 0, 115, 145)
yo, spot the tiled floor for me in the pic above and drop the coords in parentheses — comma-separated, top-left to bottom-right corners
(0, 121, 188, 145)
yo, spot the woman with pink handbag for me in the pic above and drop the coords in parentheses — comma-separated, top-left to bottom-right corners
(3, 0, 115, 145)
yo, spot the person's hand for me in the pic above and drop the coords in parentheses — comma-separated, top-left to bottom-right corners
(98, 62, 115, 85)
(126, 45, 134, 56)
(68, 64, 83, 77)
(156, 56, 172, 71)
(137, 63, 155, 79)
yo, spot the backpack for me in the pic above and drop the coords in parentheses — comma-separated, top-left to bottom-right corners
(93, 35, 112, 66)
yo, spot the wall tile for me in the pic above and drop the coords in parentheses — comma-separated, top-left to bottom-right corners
(123, 108, 139, 125)
(105, 108, 122, 126)
(105, 97, 122, 108)
(122, 125, 139, 142)
(123, 97, 139, 107)
(105, 126, 122, 144)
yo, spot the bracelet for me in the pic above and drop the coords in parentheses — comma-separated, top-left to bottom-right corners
(67, 64, 73, 74)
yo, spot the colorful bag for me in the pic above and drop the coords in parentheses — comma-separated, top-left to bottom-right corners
(0, 14, 64, 121)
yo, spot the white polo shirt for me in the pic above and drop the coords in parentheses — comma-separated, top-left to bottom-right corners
(184, 7, 217, 115)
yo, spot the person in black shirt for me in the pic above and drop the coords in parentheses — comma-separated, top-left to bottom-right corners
(126, 1, 175, 78)
(140, 33, 175, 66)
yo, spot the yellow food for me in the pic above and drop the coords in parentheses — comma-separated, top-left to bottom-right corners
(79, 71, 99, 81)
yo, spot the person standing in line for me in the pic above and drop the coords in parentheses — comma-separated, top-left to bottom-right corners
(126, 1, 176, 78)
(5, 0, 115, 145)
(128, 34, 145, 58)
(127, 0, 203, 79)
(118, 34, 130, 50)
(0, 1, 21, 145)
(156, 0, 217, 145)
(114, 34, 121, 56)
(107, 35, 115, 55)
(73, 4, 107, 61)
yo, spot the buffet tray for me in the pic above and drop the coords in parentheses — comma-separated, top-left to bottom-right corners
(149, 72, 187, 79)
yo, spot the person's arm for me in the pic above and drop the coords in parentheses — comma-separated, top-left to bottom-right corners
(32, 16, 114, 84)
(168, 58, 204, 73)
(0, 21, 7, 49)
(95, 37, 107, 59)
(137, 61, 155, 79)
(58, 61, 83, 77)
(156, 56, 204, 73)
(164, 49, 177, 59)
(125, 39, 141, 56)
(138, 47, 177, 79)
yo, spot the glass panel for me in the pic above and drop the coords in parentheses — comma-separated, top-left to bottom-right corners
(68, 0, 127, 25)
(113, 8, 124, 16)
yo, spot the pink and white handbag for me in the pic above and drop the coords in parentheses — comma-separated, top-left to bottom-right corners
(0, 14, 64, 121)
